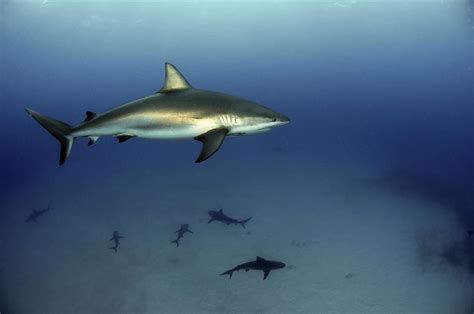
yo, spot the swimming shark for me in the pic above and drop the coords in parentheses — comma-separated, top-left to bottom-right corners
(171, 224, 193, 247)
(208, 209, 252, 228)
(25, 204, 50, 223)
(109, 231, 124, 253)
(25, 63, 290, 165)
(220, 256, 286, 280)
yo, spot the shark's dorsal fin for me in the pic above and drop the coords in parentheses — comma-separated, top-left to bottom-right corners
(219, 209, 223, 214)
(158, 63, 192, 93)
(84, 111, 96, 122)
(256, 256, 266, 262)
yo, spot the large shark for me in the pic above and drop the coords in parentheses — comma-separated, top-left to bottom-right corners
(25, 63, 290, 165)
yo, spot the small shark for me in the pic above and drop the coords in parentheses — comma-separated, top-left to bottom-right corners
(468, 230, 473, 238)
(109, 231, 124, 253)
(208, 209, 252, 228)
(25, 63, 290, 165)
(25, 204, 50, 223)
(171, 224, 193, 247)
(220, 256, 286, 280)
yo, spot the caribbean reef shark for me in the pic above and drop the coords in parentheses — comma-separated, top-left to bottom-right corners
(221, 256, 285, 280)
(25, 204, 50, 223)
(109, 231, 124, 253)
(208, 209, 252, 228)
(25, 63, 290, 165)
(171, 224, 193, 247)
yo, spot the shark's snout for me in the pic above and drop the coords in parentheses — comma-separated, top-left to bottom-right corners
(272, 111, 290, 125)
(279, 114, 290, 124)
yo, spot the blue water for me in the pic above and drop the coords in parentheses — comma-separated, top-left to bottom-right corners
(1, 1, 473, 313)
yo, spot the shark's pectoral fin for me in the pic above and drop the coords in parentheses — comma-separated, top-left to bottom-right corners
(115, 135, 135, 143)
(88, 136, 99, 146)
(263, 270, 271, 280)
(194, 128, 229, 163)
(158, 63, 192, 93)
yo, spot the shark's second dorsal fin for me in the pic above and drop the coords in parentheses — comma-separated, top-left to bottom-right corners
(158, 63, 192, 93)
(84, 111, 96, 122)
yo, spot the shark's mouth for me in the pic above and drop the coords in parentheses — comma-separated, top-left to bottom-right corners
(255, 128, 271, 133)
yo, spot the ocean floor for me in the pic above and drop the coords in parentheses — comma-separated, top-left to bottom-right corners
(0, 146, 473, 313)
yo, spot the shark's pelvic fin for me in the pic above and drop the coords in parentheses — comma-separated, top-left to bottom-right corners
(194, 128, 229, 163)
(158, 63, 192, 93)
(116, 135, 135, 143)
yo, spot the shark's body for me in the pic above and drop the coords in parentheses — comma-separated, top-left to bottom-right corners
(25, 63, 289, 165)
(220, 256, 285, 280)
(208, 209, 252, 228)
(109, 231, 124, 253)
(171, 224, 193, 247)
(25, 204, 50, 223)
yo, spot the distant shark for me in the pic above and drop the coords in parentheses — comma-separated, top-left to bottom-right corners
(25, 63, 290, 165)
(171, 224, 193, 247)
(220, 256, 285, 280)
(25, 204, 50, 223)
(208, 209, 252, 228)
(109, 231, 124, 253)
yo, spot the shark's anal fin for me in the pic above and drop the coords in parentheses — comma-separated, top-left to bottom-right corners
(194, 128, 229, 163)
(84, 111, 96, 122)
(116, 135, 135, 143)
(158, 63, 192, 93)
(263, 270, 270, 280)
(88, 136, 99, 146)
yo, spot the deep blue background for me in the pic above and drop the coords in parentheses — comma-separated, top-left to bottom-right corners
(2, 1, 472, 223)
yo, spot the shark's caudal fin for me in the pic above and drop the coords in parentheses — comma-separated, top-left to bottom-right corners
(220, 269, 235, 279)
(171, 239, 179, 247)
(25, 108, 74, 166)
(240, 217, 252, 229)
(109, 246, 118, 253)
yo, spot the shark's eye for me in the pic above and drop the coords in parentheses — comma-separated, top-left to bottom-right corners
(272, 118, 277, 122)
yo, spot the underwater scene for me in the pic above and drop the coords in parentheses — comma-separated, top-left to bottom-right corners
(1, 0, 473, 313)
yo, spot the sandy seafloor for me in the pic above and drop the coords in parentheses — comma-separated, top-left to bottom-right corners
(0, 134, 472, 313)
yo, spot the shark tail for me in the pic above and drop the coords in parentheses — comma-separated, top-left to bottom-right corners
(240, 217, 252, 229)
(220, 269, 235, 279)
(171, 240, 179, 247)
(25, 108, 75, 166)
(109, 246, 118, 253)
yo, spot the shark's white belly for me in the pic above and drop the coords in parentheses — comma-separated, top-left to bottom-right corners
(132, 124, 211, 139)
